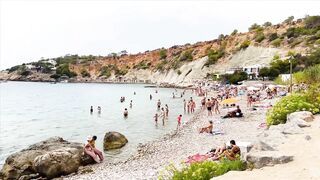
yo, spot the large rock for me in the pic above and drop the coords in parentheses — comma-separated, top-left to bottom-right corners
(103, 132, 128, 150)
(0, 137, 95, 180)
(246, 151, 293, 168)
(287, 111, 314, 127)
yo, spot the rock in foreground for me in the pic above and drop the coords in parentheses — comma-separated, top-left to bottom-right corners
(0, 137, 95, 180)
(103, 131, 128, 150)
(246, 151, 294, 168)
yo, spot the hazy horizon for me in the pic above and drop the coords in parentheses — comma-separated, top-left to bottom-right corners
(1, 0, 320, 70)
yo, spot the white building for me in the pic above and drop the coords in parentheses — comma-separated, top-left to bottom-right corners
(242, 64, 267, 79)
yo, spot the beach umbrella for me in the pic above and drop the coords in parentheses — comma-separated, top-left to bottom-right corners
(221, 98, 239, 104)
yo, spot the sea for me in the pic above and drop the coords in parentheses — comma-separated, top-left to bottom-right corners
(0, 81, 197, 165)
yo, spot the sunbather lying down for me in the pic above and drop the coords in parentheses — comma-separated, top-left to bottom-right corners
(222, 105, 243, 118)
(199, 121, 213, 133)
(185, 140, 241, 164)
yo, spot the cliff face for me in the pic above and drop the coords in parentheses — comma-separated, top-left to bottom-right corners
(1, 17, 318, 84)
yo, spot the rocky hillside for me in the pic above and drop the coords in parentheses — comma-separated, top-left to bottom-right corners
(1, 15, 320, 85)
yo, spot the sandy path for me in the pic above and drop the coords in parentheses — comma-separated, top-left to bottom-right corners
(213, 115, 320, 180)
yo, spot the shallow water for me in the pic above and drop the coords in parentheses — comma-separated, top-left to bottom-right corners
(0, 81, 197, 165)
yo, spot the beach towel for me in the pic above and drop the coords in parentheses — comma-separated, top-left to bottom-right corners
(186, 154, 208, 164)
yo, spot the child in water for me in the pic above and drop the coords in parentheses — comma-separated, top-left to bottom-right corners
(154, 113, 158, 123)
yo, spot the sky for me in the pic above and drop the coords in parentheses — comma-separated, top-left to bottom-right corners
(1, 0, 320, 70)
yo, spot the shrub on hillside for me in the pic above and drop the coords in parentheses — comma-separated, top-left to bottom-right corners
(159, 49, 167, 59)
(204, 49, 224, 67)
(255, 32, 265, 43)
(239, 40, 250, 50)
(222, 71, 248, 84)
(231, 29, 238, 36)
(99, 66, 112, 78)
(179, 50, 193, 61)
(268, 33, 279, 42)
(271, 38, 282, 47)
(156, 60, 168, 71)
(80, 69, 90, 78)
(248, 23, 261, 31)
(304, 15, 320, 29)
(283, 16, 294, 24)
(263, 21, 272, 27)
(56, 64, 77, 77)
(159, 160, 246, 180)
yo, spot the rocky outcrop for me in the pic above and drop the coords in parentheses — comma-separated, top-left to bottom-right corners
(287, 111, 314, 127)
(246, 151, 293, 168)
(0, 137, 94, 180)
(103, 132, 128, 150)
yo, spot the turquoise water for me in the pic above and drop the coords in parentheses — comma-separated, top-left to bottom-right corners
(0, 82, 197, 165)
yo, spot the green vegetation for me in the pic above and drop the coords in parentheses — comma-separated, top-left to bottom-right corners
(114, 68, 128, 76)
(159, 160, 246, 180)
(239, 40, 251, 50)
(99, 66, 112, 78)
(283, 16, 294, 24)
(159, 49, 167, 59)
(248, 23, 261, 31)
(271, 38, 282, 47)
(263, 21, 272, 27)
(55, 64, 77, 78)
(268, 33, 279, 42)
(204, 49, 225, 67)
(254, 32, 265, 43)
(231, 29, 238, 36)
(266, 84, 320, 126)
(134, 61, 150, 70)
(222, 71, 248, 84)
(80, 69, 90, 78)
(179, 50, 193, 61)
(304, 15, 320, 29)
(177, 70, 182, 75)
(156, 60, 168, 71)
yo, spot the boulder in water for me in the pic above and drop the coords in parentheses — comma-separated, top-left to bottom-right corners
(103, 131, 128, 150)
(0, 137, 95, 180)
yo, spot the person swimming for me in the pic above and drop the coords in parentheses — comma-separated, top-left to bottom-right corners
(124, 108, 128, 117)
(90, 106, 93, 114)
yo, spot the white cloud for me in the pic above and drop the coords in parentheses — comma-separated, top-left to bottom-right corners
(1, 0, 319, 69)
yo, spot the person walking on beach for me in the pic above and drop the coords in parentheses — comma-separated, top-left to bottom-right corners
(201, 97, 206, 111)
(177, 114, 182, 130)
(191, 99, 196, 113)
(90, 106, 93, 114)
(124, 108, 128, 118)
(165, 104, 169, 118)
(206, 99, 212, 116)
(157, 99, 161, 111)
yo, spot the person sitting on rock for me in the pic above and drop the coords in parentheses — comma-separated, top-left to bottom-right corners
(222, 105, 243, 118)
(89, 135, 104, 162)
(199, 121, 213, 134)
(84, 136, 100, 163)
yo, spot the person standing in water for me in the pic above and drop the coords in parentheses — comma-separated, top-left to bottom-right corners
(183, 99, 186, 113)
(165, 104, 169, 118)
(177, 114, 182, 130)
(150, 94, 152, 100)
(130, 100, 133, 108)
(157, 99, 161, 111)
(90, 106, 93, 114)
(97, 106, 101, 114)
(160, 107, 165, 125)
(124, 108, 128, 118)
(134, 92, 136, 95)
(154, 113, 158, 124)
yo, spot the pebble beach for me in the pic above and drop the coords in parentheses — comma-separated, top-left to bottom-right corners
(65, 92, 277, 180)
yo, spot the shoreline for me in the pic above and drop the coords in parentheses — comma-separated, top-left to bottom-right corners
(64, 94, 274, 179)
